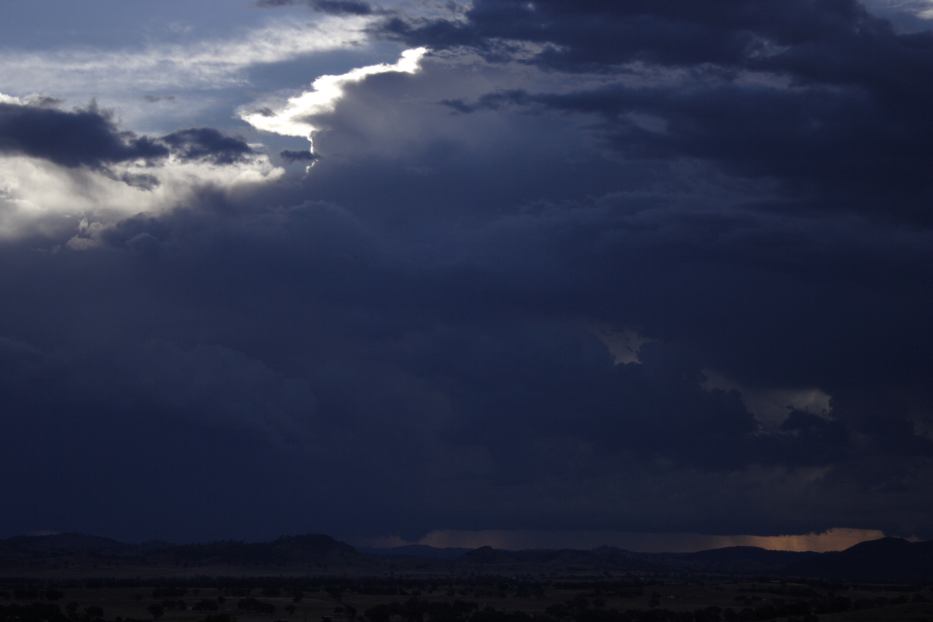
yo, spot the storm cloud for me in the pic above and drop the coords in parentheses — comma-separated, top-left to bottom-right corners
(0, 0, 932, 546)
(0, 102, 257, 169)
(0, 102, 168, 168)
(257, 0, 374, 14)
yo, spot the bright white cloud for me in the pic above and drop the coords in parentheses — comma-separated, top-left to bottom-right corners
(0, 154, 284, 244)
(863, 0, 933, 24)
(240, 47, 428, 161)
(0, 21, 418, 244)
(892, 0, 933, 18)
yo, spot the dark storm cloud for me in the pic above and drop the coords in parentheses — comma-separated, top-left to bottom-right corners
(3, 0, 933, 543)
(444, 80, 933, 222)
(0, 102, 168, 168)
(0, 102, 259, 172)
(161, 128, 255, 165)
(256, 0, 373, 15)
(409, 0, 933, 224)
(274, 54, 933, 537)
(3, 164, 932, 539)
(280, 149, 318, 164)
(381, 0, 895, 72)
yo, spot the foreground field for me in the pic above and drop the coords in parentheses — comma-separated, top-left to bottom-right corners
(1, 577, 932, 622)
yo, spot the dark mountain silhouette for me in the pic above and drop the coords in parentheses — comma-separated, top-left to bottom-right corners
(0, 533, 133, 561)
(0, 533, 929, 581)
(152, 534, 360, 566)
(667, 546, 817, 574)
(461, 545, 663, 572)
(458, 540, 932, 579)
(786, 537, 933, 581)
(0, 533, 361, 570)
(362, 545, 471, 560)
(459, 544, 817, 575)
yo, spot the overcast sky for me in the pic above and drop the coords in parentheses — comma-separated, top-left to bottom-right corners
(2, 0, 933, 550)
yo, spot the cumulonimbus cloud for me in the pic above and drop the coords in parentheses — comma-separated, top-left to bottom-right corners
(240, 47, 428, 163)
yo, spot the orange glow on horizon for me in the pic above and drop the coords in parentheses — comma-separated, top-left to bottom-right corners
(370, 527, 897, 553)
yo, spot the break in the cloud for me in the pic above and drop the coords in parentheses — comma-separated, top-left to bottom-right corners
(0, 14, 372, 97)
(240, 47, 428, 161)
(867, 0, 933, 21)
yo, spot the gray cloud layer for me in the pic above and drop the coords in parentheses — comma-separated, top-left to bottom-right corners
(1, 0, 932, 543)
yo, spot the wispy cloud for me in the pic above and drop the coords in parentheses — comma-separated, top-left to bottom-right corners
(0, 15, 372, 97)
(866, 0, 933, 21)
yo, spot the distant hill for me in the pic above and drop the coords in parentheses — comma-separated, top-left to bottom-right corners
(362, 545, 471, 560)
(668, 546, 817, 574)
(461, 545, 663, 572)
(0, 533, 134, 562)
(0, 533, 929, 581)
(458, 539, 933, 580)
(0, 532, 363, 571)
(786, 537, 933, 581)
(458, 544, 816, 575)
(151, 534, 361, 567)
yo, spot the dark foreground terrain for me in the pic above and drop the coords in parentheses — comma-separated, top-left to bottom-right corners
(1, 575, 932, 622)
(3, 534, 933, 583)
(2, 534, 933, 622)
